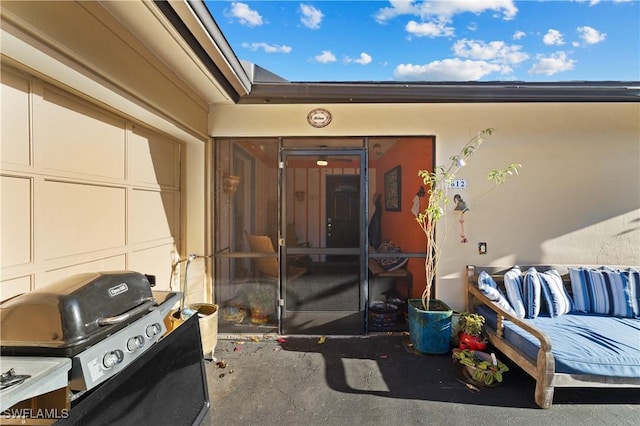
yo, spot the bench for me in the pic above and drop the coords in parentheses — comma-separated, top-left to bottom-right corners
(466, 264, 640, 408)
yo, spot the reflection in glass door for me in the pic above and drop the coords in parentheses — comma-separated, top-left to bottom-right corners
(281, 149, 366, 334)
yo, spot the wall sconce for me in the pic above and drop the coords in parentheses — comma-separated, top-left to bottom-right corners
(372, 143, 382, 159)
(223, 173, 241, 193)
(453, 194, 468, 211)
(295, 191, 306, 201)
(316, 156, 328, 166)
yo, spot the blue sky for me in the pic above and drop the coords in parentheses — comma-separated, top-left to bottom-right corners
(204, 0, 639, 82)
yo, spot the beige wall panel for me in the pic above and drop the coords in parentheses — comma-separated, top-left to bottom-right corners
(1, 70, 31, 166)
(1, 0, 208, 136)
(42, 181, 126, 259)
(0, 175, 31, 268)
(0, 275, 32, 301)
(129, 127, 180, 187)
(34, 87, 125, 179)
(129, 244, 177, 292)
(43, 255, 126, 288)
(130, 189, 177, 244)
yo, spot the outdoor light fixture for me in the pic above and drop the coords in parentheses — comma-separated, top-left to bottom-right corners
(316, 156, 328, 166)
(372, 143, 382, 158)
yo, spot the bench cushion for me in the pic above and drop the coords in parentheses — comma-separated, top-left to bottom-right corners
(479, 305, 640, 378)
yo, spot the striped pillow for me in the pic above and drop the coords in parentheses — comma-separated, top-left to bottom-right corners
(622, 267, 640, 317)
(504, 266, 525, 318)
(539, 269, 573, 317)
(522, 267, 542, 319)
(477, 271, 518, 317)
(568, 267, 592, 313)
(569, 267, 635, 318)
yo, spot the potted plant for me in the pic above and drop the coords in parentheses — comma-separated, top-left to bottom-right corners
(452, 349, 509, 386)
(247, 283, 275, 325)
(457, 312, 488, 351)
(409, 128, 521, 354)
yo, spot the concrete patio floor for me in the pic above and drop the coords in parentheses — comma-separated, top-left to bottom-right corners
(203, 334, 639, 426)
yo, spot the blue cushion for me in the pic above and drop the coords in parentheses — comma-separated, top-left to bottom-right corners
(504, 266, 525, 318)
(477, 271, 518, 317)
(539, 269, 573, 317)
(522, 267, 542, 319)
(570, 267, 635, 318)
(622, 267, 640, 317)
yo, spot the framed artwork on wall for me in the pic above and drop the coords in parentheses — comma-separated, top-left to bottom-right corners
(384, 165, 401, 211)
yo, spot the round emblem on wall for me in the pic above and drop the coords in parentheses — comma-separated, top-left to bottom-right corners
(307, 108, 332, 128)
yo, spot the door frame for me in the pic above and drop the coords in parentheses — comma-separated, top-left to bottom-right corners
(279, 147, 368, 334)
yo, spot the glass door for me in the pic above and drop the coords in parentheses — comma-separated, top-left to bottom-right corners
(280, 148, 367, 334)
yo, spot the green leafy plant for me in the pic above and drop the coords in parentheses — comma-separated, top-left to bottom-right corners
(458, 312, 485, 336)
(452, 349, 509, 385)
(415, 128, 521, 310)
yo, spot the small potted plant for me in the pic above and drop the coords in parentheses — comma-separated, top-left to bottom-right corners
(452, 349, 509, 386)
(457, 312, 488, 351)
(247, 283, 274, 325)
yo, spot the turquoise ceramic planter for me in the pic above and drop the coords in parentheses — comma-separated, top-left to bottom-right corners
(408, 299, 453, 354)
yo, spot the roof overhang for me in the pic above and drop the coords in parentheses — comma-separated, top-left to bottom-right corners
(239, 81, 640, 104)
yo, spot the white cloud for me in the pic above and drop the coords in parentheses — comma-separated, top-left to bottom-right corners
(394, 58, 507, 81)
(453, 39, 529, 65)
(314, 50, 337, 63)
(406, 20, 454, 38)
(376, 0, 518, 22)
(577, 26, 606, 45)
(374, 0, 420, 23)
(513, 31, 525, 40)
(543, 29, 565, 46)
(345, 53, 373, 65)
(228, 2, 263, 27)
(241, 42, 292, 54)
(300, 4, 324, 29)
(529, 52, 575, 76)
(420, 0, 518, 21)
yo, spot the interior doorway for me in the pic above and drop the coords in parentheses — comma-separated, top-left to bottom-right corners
(280, 148, 366, 334)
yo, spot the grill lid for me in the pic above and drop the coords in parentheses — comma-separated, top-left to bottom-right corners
(1, 271, 155, 356)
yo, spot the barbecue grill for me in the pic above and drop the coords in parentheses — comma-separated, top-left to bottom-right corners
(0, 271, 180, 393)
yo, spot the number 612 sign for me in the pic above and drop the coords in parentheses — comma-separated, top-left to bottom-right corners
(446, 179, 467, 189)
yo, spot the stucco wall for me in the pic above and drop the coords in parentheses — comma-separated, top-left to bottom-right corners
(211, 102, 640, 311)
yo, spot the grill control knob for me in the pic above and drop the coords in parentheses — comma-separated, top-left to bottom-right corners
(102, 350, 124, 369)
(145, 323, 162, 338)
(126, 335, 145, 352)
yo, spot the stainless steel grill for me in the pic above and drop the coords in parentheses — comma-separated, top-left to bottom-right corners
(0, 271, 180, 394)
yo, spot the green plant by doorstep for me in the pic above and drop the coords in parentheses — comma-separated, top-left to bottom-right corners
(452, 349, 509, 385)
(247, 283, 274, 311)
(415, 128, 521, 310)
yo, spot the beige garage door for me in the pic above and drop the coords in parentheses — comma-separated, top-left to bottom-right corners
(1, 67, 181, 300)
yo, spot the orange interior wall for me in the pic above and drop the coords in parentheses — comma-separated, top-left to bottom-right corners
(374, 137, 433, 298)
